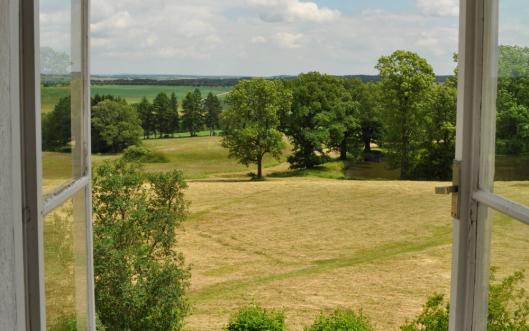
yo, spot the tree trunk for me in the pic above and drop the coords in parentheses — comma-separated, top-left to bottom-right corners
(363, 137, 371, 153)
(257, 158, 263, 179)
(339, 138, 347, 160)
(400, 134, 409, 179)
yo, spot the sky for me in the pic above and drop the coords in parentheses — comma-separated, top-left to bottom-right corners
(39, 0, 529, 76)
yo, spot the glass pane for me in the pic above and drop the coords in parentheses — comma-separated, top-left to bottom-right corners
(490, 211, 529, 317)
(44, 191, 88, 330)
(494, 1, 529, 203)
(40, 0, 83, 195)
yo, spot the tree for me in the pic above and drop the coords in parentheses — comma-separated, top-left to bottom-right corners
(91, 100, 143, 153)
(376, 50, 436, 179)
(182, 89, 204, 137)
(93, 160, 190, 331)
(135, 97, 155, 139)
(347, 81, 384, 154)
(153, 92, 173, 138)
(42, 96, 71, 151)
(413, 80, 457, 180)
(280, 72, 351, 169)
(170, 92, 180, 135)
(222, 79, 291, 179)
(204, 92, 222, 136)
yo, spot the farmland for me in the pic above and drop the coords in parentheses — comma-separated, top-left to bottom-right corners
(41, 135, 529, 330)
(41, 84, 232, 113)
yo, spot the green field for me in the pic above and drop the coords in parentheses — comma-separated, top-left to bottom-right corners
(41, 136, 529, 330)
(41, 85, 232, 113)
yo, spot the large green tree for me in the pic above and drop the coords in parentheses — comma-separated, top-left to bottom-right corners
(376, 50, 436, 179)
(281, 72, 355, 168)
(93, 160, 190, 331)
(42, 96, 71, 151)
(182, 89, 204, 137)
(91, 100, 143, 153)
(204, 92, 222, 136)
(222, 79, 291, 179)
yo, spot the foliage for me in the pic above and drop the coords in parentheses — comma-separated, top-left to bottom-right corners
(92, 160, 190, 331)
(400, 269, 529, 331)
(412, 80, 457, 180)
(153, 92, 178, 137)
(226, 305, 285, 331)
(281, 72, 352, 169)
(136, 97, 156, 138)
(182, 89, 205, 137)
(122, 145, 169, 163)
(376, 50, 436, 179)
(91, 100, 143, 153)
(222, 79, 291, 179)
(306, 309, 374, 331)
(42, 96, 71, 151)
(497, 45, 529, 155)
(204, 92, 223, 136)
(345, 80, 384, 154)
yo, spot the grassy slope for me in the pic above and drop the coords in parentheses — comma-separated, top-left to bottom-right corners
(41, 85, 232, 113)
(41, 136, 529, 330)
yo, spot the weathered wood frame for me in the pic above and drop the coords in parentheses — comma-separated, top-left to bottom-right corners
(19, 0, 95, 329)
(450, 0, 529, 330)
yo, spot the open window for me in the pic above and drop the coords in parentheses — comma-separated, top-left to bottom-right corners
(20, 0, 95, 329)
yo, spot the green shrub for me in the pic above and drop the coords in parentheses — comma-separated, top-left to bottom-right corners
(93, 160, 190, 331)
(122, 145, 169, 163)
(226, 305, 285, 331)
(306, 309, 374, 331)
(401, 269, 529, 330)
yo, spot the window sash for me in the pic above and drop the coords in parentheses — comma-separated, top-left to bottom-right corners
(20, 0, 95, 329)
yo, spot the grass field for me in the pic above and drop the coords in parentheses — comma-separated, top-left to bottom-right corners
(41, 136, 529, 330)
(41, 85, 232, 113)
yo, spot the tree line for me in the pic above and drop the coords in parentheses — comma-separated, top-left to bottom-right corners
(42, 90, 223, 154)
(222, 50, 457, 180)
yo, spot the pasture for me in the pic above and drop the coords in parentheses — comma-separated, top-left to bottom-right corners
(41, 85, 232, 113)
(41, 135, 529, 330)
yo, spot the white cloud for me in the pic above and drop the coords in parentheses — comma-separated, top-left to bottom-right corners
(246, 0, 340, 23)
(274, 32, 304, 48)
(251, 36, 267, 44)
(416, 0, 459, 17)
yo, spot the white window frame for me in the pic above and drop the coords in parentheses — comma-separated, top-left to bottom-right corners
(450, 0, 529, 330)
(19, 0, 95, 329)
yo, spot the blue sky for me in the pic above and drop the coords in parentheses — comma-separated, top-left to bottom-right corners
(38, 0, 529, 76)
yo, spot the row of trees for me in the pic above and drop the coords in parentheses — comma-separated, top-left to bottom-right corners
(135, 90, 222, 138)
(221, 50, 457, 180)
(42, 90, 223, 154)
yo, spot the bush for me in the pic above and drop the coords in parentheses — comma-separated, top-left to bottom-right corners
(226, 305, 285, 331)
(401, 269, 529, 330)
(93, 160, 190, 331)
(306, 309, 374, 331)
(49, 315, 106, 331)
(122, 145, 169, 163)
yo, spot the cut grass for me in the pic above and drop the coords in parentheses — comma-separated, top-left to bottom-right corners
(179, 179, 529, 331)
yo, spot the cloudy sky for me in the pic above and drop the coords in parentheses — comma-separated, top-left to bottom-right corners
(40, 0, 529, 76)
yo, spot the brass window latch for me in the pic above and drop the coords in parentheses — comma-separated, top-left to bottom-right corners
(435, 160, 461, 219)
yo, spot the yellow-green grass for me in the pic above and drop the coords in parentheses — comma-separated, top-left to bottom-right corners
(142, 136, 289, 179)
(178, 179, 529, 331)
(41, 85, 232, 113)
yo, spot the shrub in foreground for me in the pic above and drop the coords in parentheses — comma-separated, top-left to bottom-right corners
(226, 305, 285, 331)
(122, 145, 169, 163)
(401, 268, 529, 330)
(93, 160, 190, 331)
(306, 309, 374, 331)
